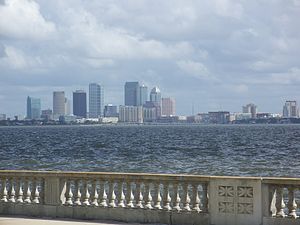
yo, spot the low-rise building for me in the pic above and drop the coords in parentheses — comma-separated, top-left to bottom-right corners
(119, 106, 143, 123)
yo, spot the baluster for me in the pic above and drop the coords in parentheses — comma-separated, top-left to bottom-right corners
(65, 180, 73, 205)
(82, 180, 90, 206)
(0, 177, 8, 202)
(173, 183, 181, 212)
(32, 178, 40, 204)
(287, 186, 298, 218)
(191, 184, 201, 212)
(100, 181, 108, 207)
(275, 186, 286, 217)
(202, 183, 208, 213)
(74, 179, 82, 205)
(135, 182, 144, 208)
(183, 183, 191, 211)
(109, 181, 116, 207)
(126, 181, 134, 208)
(163, 182, 171, 211)
(9, 178, 16, 203)
(118, 181, 125, 207)
(24, 178, 31, 204)
(16, 178, 23, 203)
(154, 182, 162, 210)
(145, 182, 153, 209)
(91, 179, 99, 207)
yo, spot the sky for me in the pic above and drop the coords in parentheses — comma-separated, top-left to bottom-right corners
(0, 0, 300, 117)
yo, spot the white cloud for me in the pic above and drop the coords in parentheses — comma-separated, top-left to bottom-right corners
(0, 0, 56, 40)
(177, 60, 211, 80)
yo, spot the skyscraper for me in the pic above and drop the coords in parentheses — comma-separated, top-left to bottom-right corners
(150, 87, 162, 117)
(26, 96, 41, 119)
(162, 97, 175, 116)
(283, 101, 298, 118)
(242, 103, 257, 118)
(89, 83, 104, 118)
(73, 90, 87, 118)
(125, 82, 139, 106)
(53, 91, 65, 117)
(139, 85, 148, 106)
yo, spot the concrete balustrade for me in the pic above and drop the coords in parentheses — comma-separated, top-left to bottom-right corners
(0, 170, 300, 225)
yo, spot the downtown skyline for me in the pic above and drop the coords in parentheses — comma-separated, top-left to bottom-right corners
(1, 0, 300, 117)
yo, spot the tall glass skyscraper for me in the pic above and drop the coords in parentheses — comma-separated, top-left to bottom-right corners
(53, 91, 65, 117)
(139, 85, 148, 106)
(26, 96, 41, 119)
(73, 90, 87, 118)
(124, 82, 139, 106)
(89, 83, 104, 118)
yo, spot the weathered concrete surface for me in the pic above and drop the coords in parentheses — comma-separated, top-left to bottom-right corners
(0, 216, 164, 225)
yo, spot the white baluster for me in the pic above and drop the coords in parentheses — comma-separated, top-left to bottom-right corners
(74, 180, 82, 206)
(287, 186, 298, 218)
(24, 179, 31, 204)
(154, 182, 162, 210)
(192, 184, 201, 212)
(82, 180, 90, 206)
(183, 183, 191, 211)
(276, 186, 286, 217)
(126, 181, 134, 208)
(135, 182, 144, 208)
(145, 182, 153, 209)
(100, 181, 108, 207)
(32, 179, 40, 204)
(173, 183, 181, 212)
(16, 178, 23, 203)
(9, 178, 16, 203)
(0, 178, 8, 202)
(109, 181, 116, 208)
(91, 180, 99, 207)
(163, 182, 171, 211)
(118, 181, 125, 208)
(65, 180, 73, 205)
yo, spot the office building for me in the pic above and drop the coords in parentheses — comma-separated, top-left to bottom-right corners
(119, 105, 143, 123)
(283, 101, 298, 118)
(26, 96, 41, 119)
(104, 104, 118, 117)
(139, 85, 148, 106)
(242, 103, 257, 118)
(150, 87, 162, 117)
(73, 90, 87, 118)
(209, 111, 230, 124)
(41, 109, 53, 120)
(53, 91, 65, 117)
(162, 97, 175, 116)
(65, 98, 71, 115)
(125, 82, 139, 106)
(89, 83, 104, 118)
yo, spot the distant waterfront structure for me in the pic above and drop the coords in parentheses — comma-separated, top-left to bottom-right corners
(73, 90, 87, 118)
(41, 109, 53, 120)
(119, 105, 143, 123)
(0, 114, 6, 121)
(143, 101, 158, 122)
(162, 97, 175, 116)
(53, 91, 65, 117)
(104, 104, 118, 117)
(150, 87, 162, 117)
(139, 85, 148, 106)
(125, 82, 139, 106)
(242, 103, 257, 118)
(26, 96, 41, 119)
(283, 100, 298, 118)
(65, 98, 71, 115)
(89, 83, 104, 118)
(208, 111, 230, 124)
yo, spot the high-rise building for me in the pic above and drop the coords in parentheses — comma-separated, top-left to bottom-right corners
(89, 83, 104, 118)
(53, 91, 65, 117)
(139, 85, 148, 106)
(104, 104, 118, 117)
(26, 96, 41, 119)
(125, 82, 139, 106)
(162, 97, 175, 116)
(242, 103, 257, 118)
(150, 87, 162, 118)
(283, 101, 298, 118)
(41, 109, 53, 120)
(65, 97, 71, 115)
(119, 105, 143, 123)
(73, 90, 87, 118)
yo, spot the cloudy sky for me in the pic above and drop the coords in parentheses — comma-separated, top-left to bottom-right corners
(0, 0, 300, 116)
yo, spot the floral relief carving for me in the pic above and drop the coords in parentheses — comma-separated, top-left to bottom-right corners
(238, 203, 253, 214)
(218, 186, 234, 197)
(237, 186, 253, 198)
(219, 202, 234, 213)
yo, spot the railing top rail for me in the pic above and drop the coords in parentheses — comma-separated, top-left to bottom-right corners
(2, 170, 300, 183)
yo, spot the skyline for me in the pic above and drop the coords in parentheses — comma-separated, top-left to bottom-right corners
(1, 0, 300, 116)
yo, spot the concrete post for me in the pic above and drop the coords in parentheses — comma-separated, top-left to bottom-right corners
(44, 177, 66, 205)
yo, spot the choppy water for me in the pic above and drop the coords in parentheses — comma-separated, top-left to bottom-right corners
(0, 125, 300, 177)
